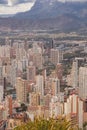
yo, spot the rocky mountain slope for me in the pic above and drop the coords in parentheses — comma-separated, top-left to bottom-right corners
(0, 0, 87, 32)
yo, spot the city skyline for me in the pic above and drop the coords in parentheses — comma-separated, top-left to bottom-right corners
(0, 0, 87, 129)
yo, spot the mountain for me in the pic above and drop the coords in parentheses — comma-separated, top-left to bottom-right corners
(0, 0, 87, 32)
(15, 0, 87, 19)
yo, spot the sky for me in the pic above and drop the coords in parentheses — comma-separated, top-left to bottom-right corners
(0, 0, 87, 16)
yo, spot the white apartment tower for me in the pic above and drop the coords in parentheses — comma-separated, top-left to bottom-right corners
(0, 85, 3, 102)
(36, 75, 44, 95)
(79, 66, 87, 99)
(64, 94, 83, 129)
(71, 59, 78, 88)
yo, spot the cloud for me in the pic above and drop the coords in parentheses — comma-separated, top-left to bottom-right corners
(0, 1, 35, 15)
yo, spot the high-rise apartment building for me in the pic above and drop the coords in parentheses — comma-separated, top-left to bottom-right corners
(0, 45, 10, 58)
(79, 66, 87, 99)
(0, 85, 3, 102)
(51, 78, 60, 96)
(49, 97, 63, 118)
(33, 53, 43, 69)
(27, 63, 36, 83)
(0, 66, 3, 79)
(21, 58, 28, 71)
(64, 94, 83, 129)
(56, 63, 63, 80)
(10, 60, 17, 87)
(32, 43, 42, 54)
(50, 49, 63, 65)
(36, 75, 44, 95)
(16, 77, 28, 103)
(71, 59, 79, 88)
(29, 92, 40, 106)
(7, 96, 13, 116)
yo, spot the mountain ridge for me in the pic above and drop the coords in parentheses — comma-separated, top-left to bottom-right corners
(15, 0, 87, 19)
(0, 0, 87, 32)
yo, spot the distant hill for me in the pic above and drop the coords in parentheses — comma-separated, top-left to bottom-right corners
(0, 0, 87, 32)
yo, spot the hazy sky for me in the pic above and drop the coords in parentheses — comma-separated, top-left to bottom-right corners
(0, 0, 87, 15)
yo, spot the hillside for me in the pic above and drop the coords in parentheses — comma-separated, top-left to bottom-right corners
(0, 0, 87, 32)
